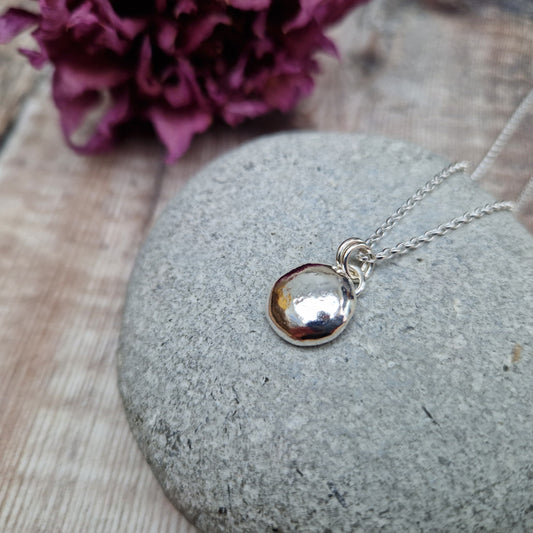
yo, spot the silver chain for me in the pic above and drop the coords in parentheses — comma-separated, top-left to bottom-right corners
(516, 174, 533, 213)
(359, 162, 515, 263)
(364, 161, 468, 247)
(348, 87, 533, 268)
(471, 88, 533, 182)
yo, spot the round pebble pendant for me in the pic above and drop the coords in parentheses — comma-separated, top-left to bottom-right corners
(267, 264, 356, 346)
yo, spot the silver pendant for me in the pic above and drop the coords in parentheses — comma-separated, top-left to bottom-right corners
(267, 264, 356, 346)
(267, 239, 374, 346)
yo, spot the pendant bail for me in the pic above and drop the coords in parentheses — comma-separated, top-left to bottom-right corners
(335, 238, 376, 294)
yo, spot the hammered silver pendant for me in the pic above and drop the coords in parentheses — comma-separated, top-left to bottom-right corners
(267, 264, 356, 346)
(267, 239, 375, 346)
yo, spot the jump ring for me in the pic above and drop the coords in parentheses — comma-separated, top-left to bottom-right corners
(336, 238, 376, 281)
(335, 263, 366, 296)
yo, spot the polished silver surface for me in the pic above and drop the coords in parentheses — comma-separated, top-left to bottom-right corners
(267, 264, 356, 346)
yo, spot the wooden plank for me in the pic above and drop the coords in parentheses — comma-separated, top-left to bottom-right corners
(0, 82, 195, 533)
(0, 2, 532, 533)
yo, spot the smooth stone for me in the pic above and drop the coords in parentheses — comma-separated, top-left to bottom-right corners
(118, 133, 533, 533)
(268, 263, 357, 346)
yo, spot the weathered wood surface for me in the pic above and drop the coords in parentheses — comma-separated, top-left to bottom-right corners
(0, 1, 532, 532)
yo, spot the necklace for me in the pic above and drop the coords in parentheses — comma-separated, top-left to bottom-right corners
(267, 90, 533, 347)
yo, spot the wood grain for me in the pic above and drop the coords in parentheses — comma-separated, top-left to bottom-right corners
(0, 1, 532, 532)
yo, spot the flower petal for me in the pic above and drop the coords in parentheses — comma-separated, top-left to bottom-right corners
(18, 47, 47, 68)
(173, 0, 197, 17)
(0, 8, 39, 44)
(180, 13, 230, 54)
(225, 0, 271, 10)
(136, 36, 162, 97)
(53, 70, 131, 153)
(54, 56, 130, 98)
(222, 99, 269, 126)
(78, 87, 131, 152)
(263, 73, 314, 111)
(148, 106, 212, 162)
(156, 20, 178, 53)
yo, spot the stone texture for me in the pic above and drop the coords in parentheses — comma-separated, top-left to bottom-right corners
(118, 133, 533, 532)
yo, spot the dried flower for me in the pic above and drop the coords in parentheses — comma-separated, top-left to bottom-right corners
(1, 0, 368, 161)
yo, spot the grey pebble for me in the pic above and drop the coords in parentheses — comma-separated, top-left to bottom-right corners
(119, 133, 533, 532)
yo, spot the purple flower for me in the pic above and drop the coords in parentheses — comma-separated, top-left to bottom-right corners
(1, 0, 368, 161)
